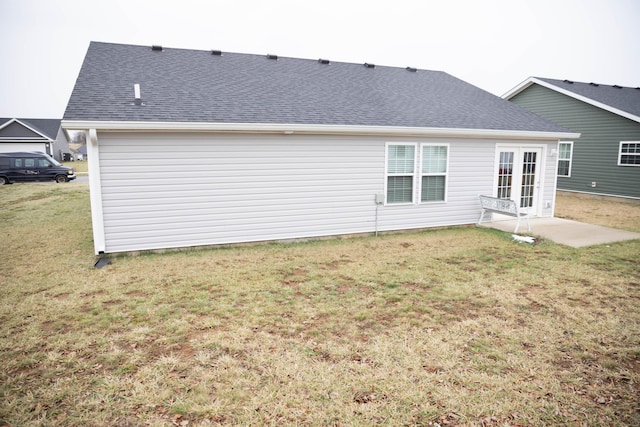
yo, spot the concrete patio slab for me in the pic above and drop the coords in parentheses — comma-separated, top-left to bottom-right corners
(478, 217, 640, 248)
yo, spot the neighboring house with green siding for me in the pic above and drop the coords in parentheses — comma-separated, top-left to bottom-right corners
(504, 78, 640, 200)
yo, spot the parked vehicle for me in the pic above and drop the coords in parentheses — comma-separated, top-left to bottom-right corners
(0, 152, 76, 184)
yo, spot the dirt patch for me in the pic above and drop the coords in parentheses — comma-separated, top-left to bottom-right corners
(322, 257, 353, 270)
(124, 290, 148, 298)
(79, 290, 107, 298)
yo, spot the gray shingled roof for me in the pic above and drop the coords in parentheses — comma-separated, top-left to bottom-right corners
(536, 78, 640, 119)
(0, 118, 61, 139)
(64, 42, 569, 133)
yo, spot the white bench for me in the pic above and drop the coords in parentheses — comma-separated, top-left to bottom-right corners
(478, 195, 531, 233)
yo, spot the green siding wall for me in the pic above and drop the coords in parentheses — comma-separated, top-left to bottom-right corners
(510, 84, 640, 199)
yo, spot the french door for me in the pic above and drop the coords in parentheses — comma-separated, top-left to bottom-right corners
(495, 147, 542, 213)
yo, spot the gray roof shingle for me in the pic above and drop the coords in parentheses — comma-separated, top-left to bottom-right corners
(64, 42, 569, 133)
(0, 118, 61, 139)
(535, 78, 640, 119)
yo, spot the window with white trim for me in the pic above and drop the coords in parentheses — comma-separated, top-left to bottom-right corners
(557, 142, 573, 177)
(421, 145, 448, 202)
(619, 142, 640, 166)
(386, 144, 416, 204)
(385, 143, 449, 204)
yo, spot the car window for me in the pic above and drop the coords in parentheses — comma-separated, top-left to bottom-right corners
(37, 159, 51, 167)
(25, 159, 36, 168)
(13, 159, 23, 168)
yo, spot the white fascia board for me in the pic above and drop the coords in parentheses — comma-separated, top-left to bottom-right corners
(61, 120, 579, 141)
(0, 118, 13, 130)
(502, 77, 537, 99)
(503, 77, 640, 124)
(0, 118, 55, 142)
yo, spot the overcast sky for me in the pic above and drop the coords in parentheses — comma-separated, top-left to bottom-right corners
(1, 0, 638, 119)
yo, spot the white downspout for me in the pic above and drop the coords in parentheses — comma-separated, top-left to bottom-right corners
(87, 129, 106, 254)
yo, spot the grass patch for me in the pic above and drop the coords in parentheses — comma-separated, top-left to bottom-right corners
(555, 192, 640, 232)
(1, 184, 639, 426)
(62, 160, 88, 173)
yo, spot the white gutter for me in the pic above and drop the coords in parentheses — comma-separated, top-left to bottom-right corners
(61, 120, 580, 140)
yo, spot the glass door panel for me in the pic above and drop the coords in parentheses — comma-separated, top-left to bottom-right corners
(496, 147, 541, 213)
(497, 152, 514, 199)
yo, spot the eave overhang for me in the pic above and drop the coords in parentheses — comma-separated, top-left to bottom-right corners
(503, 77, 640, 125)
(61, 120, 580, 141)
(0, 118, 56, 142)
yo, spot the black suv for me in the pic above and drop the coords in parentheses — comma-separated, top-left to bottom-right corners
(0, 152, 76, 184)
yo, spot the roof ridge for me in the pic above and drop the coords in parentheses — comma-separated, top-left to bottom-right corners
(87, 40, 440, 74)
(64, 42, 573, 135)
(538, 77, 638, 90)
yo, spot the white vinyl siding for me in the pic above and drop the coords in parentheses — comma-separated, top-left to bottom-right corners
(90, 132, 557, 254)
(557, 142, 573, 176)
(618, 142, 640, 166)
(98, 133, 383, 252)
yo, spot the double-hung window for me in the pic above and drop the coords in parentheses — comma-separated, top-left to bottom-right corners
(386, 144, 416, 204)
(619, 142, 640, 166)
(421, 145, 448, 202)
(557, 142, 573, 177)
(385, 143, 448, 204)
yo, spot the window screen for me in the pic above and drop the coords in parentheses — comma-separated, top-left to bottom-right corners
(421, 145, 447, 202)
(386, 145, 415, 203)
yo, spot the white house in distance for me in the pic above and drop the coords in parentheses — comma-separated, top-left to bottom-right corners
(62, 42, 578, 255)
(0, 118, 69, 161)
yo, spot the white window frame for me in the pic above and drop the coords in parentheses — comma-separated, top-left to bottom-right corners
(384, 142, 417, 205)
(618, 141, 640, 166)
(557, 141, 573, 177)
(419, 143, 449, 203)
(384, 142, 449, 205)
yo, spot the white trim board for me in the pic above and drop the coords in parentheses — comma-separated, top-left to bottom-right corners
(0, 118, 55, 141)
(503, 77, 640, 125)
(61, 120, 579, 141)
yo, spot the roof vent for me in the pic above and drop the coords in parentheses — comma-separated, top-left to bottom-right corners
(211, 50, 222, 56)
(589, 82, 599, 86)
(563, 79, 573, 84)
(406, 67, 417, 72)
(364, 63, 375, 69)
(318, 58, 330, 65)
(613, 85, 622, 89)
(151, 45, 163, 51)
(132, 84, 145, 106)
(266, 54, 278, 60)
